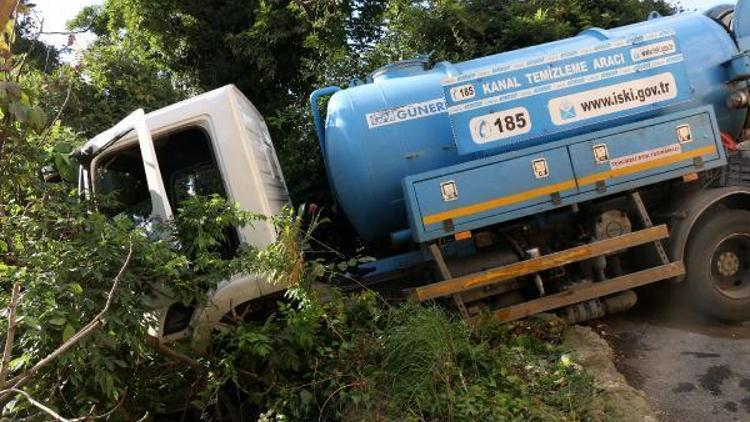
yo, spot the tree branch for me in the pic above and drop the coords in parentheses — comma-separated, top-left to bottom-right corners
(145, 335, 200, 370)
(39, 78, 73, 145)
(87, 389, 127, 420)
(39, 28, 92, 36)
(0, 388, 73, 422)
(0, 242, 134, 403)
(0, 282, 21, 384)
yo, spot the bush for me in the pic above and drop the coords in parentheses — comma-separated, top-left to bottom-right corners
(202, 290, 595, 421)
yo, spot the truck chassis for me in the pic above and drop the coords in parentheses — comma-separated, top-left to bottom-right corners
(416, 192, 683, 322)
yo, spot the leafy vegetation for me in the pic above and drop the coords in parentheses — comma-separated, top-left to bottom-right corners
(0, 0, 683, 419)
(206, 296, 595, 421)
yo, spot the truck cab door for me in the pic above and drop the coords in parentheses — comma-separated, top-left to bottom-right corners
(116, 109, 173, 221)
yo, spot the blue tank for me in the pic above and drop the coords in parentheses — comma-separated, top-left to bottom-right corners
(312, 10, 745, 245)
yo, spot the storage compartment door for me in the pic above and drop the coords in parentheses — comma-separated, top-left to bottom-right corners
(570, 110, 722, 193)
(411, 146, 577, 240)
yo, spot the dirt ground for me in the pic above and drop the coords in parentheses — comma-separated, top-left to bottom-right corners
(592, 285, 750, 422)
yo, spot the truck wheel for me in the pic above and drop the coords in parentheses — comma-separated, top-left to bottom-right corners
(685, 209, 750, 322)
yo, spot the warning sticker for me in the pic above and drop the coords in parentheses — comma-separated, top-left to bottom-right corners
(609, 143, 682, 170)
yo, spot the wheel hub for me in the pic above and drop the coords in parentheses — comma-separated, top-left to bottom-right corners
(716, 251, 741, 277)
(710, 233, 750, 299)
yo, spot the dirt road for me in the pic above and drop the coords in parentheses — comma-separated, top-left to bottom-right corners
(594, 288, 750, 422)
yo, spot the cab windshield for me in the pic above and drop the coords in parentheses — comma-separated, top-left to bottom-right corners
(94, 127, 226, 219)
(95, 145, 151, 218)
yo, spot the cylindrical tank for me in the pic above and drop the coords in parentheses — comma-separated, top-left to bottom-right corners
(320, 11, 745, 245)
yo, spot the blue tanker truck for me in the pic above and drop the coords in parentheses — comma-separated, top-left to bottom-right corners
(75, 2, 750, 345)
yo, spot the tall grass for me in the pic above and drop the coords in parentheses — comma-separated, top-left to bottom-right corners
(207, 210, 595, 421)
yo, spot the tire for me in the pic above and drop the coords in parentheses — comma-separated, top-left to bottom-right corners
(685, 209, 750, 322)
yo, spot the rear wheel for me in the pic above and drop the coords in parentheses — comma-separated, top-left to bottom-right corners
(685, 209, 750, 322)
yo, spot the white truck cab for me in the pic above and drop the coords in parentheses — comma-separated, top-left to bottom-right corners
(75, 85, 291, 348)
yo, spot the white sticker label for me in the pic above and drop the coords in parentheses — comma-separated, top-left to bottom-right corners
(609, 143, 682, 170)
(449, 84, 476, 102)
(366, 98, 447, 129)
(532, 158, 550, 179)
(631, 40, 677, 62)
(469, 107, 532, 144)
(440, 180, 459, 202)
(593, 143, 609, 164)
(548, 72, 678, 126)
(676, 124, 693, 144)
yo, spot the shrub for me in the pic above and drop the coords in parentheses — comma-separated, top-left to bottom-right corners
(202, 291, 595, 421)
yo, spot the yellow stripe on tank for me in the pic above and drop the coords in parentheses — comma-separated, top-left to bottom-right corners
(576, 145, 716, 186)
(422, 180, 577, 226)
(421, 144, 717, 227)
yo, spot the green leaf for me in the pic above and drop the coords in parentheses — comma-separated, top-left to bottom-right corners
(48, 317, 66, 326)
(69, 283, 83, 295)
(62, 324, 75, 342)
(27, 107, 47, 132)
(8, 102, 26, 123)
(4, 83, 22, 101)
(0, 262, 15, 275)
(299, 389, 313, 407)
(23, 316, 41, 331)
(9, 354, 30, 371)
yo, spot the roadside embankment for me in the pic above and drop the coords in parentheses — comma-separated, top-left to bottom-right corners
(564, 324, 658, 421)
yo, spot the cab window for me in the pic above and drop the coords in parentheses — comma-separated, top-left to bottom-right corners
(94, 126, 240, 256)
